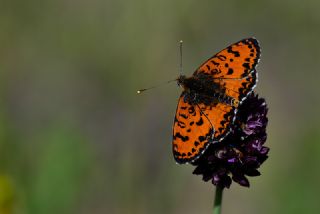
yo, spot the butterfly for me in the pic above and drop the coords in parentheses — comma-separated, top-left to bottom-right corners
(172, 38, 261, 164)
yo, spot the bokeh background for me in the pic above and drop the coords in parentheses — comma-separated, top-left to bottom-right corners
(0, 0, 320, 213)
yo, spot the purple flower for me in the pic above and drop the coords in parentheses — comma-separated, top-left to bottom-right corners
(192, 94, 269, 188)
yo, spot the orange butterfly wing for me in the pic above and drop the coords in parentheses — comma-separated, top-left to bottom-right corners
(194, 38, 260, 102)
(172, 93, 236, 163)
(172, 93, 213, 163)
(172, 38, 261, 164)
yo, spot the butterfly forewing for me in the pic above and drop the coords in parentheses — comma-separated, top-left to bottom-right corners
(194, 38, 260, 102)
(194, 38, 260, 79)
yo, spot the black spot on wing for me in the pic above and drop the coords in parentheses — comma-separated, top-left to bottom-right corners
(176, 120, 186, 128)
(217, 55, 227, 61)
(174, 132, 189, 142)
(227, 47, 240, 57)
(242, 63, 250, 69)
(198, 135, 206, 142)
(179, 113, 188, 119)
(196, 117, 204, 126)
(227, 68, 233, 75)
(211, 60, 219, 66)
(188, 106, 196, 115)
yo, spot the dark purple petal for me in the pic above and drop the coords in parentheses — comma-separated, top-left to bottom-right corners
(215, 147, 228, 159)
(203, 174, 213, 182)
(227, 157, 237, 163)
(243, 156, 260, 168)
(192, 166, 204, 175)
(212, 173, 232, 189)
(258, 155, 269, 164)
(260, 147, 270, 155)
(232, 174, 250, 187)
(243, 115, 264, 135)
(245, 169, 261, 177)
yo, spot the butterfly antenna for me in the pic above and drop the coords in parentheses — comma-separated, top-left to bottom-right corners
(137, 40, 183, 94)
(137, 79, 176, 94)
(179, 40, 183, 76)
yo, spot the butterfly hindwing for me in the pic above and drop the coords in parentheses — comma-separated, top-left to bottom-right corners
(172, 92, 213, 163)
(198, 102, 236, 140)
(172, 93, 237, 163)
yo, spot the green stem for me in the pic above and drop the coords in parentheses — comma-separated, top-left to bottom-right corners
(213, 186, 223, 214)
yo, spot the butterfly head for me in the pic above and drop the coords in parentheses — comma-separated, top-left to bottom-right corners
(177, 75, 187, 88)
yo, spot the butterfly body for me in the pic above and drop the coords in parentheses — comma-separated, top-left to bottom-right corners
(177, 74, 235, 107)
(172, 38, 261, 164)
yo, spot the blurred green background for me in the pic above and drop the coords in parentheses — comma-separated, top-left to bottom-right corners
(0, 0, 320, 213)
